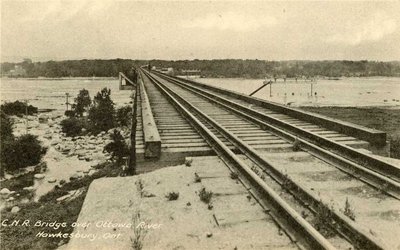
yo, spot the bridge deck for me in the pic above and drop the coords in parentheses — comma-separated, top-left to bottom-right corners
(136, 73, 213, 167)
(136, 70, 389, 168)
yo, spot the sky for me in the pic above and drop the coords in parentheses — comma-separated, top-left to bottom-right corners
(1, 0, 400, 62)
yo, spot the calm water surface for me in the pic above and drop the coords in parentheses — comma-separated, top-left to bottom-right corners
(1, 77, 399, 108)
(0, 78, 132, 109)
(197, 77, 400, 108)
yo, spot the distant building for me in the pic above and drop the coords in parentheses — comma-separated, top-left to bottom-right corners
(160, 67, 174, 75)
(8, 65, 26, 77)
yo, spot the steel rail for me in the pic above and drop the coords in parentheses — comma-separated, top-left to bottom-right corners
(144, 70, 388, 250)
(157, 72, 386, 146)
(141, 69, 336, 250)
(152, 72, 400, 200)
(154, 72, 400, 184)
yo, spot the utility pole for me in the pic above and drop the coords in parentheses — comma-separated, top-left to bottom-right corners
(270, 79, 272, 97)
(310, 78, 315, 97)
(65, 93, 70, 111)
(24, 99, 28, 134)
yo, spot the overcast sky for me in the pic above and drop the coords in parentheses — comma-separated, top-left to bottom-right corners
(1, 0, 400, 62)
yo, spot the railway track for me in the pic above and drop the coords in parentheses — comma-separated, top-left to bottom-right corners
(140, 69, 399, 249)
(153, 71, 400, 198)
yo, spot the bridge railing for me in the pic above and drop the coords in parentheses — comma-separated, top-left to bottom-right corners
(137, 70, 161, 158)
(119, 72, 136, 90)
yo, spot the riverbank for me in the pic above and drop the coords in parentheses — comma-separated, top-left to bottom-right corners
(299, 106, 400, 158)
(1, 112, 129, 201)
(0, 108, 131, 249)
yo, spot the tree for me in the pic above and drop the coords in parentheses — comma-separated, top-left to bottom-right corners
(0, 112, 14, 176)
(60, 117, 84, 137)
(72, 89, 91, 116)
(0, 111, 13, 142)
(1, 134, 47, 172)
(1, 101, 38, 117)
(88, 88, 115, 134)
(116, 106, 132, 127)
(104, 129, 129, 166)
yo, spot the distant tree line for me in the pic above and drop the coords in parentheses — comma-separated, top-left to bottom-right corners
(1, 59, 146, 78)
(150, 59, 400, 78)
(1, 59, 400, 78)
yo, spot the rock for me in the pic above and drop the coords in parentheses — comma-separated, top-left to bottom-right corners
(7, 197, 15, 202)
(27, 116, 36, 121)
(34, 174, 45, 179)
(185, 157, 193, 167)
(23, 186, 36, 191)
(67, 150, 76, 157)
(43, 132, 53, 139)
(57, 189, 84, 202)
(70, 172, 84, 180)
(91, 154, 105, 161)
(206, 232, 213, 238)
(142, 191, 156, 198)
(56, 194, 71, 202)
(88, 169, 97, 176)
(35, 162, 47, 173)
(11, 206, 20, 213)
(0, 188, 11, 195)
(59, 179, 66, 185)
(74, 149, 86, 156)
(61, 148, 71, 154)
(48, 177, 57, 183)
(38, 115, 48, 123)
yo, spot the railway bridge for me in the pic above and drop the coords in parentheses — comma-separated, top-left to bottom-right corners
(116, 68, 400, 249)
(133, 68, 390, 165)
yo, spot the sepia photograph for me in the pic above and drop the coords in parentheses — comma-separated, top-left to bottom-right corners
(1, 0, 399, 249)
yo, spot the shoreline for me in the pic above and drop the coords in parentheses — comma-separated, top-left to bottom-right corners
(0, 109, 130, 208)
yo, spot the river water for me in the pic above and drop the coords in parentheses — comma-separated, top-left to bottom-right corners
(1, 77, 399, 108)
(0, 77, 131, 110)
(196, 77, 400, 108)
